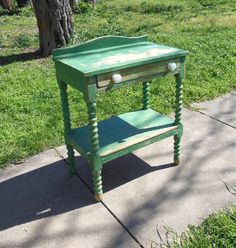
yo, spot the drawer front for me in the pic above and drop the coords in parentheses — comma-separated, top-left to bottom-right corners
(96, 59, 180, 88)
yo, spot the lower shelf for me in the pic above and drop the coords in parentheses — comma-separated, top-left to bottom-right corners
(67, 109, 177, 162)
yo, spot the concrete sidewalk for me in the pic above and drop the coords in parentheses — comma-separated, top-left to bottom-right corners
(0, 91, 235, 248)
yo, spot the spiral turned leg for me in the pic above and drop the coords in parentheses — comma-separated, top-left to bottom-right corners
(174, 74, 183, 165)
(58, 81, 76, 174)
(142, 81, 150, 110)
(87, 102, 99, 153)
(66, 145, 76, 174)
(92, 169, 103, 201)
(174, 136, 181, 165)
(87, 100, 103, 201)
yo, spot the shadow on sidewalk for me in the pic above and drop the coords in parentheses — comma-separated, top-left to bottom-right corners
(75, 153, 175, 193)
(0, 159, 93, 231)
(0, 153, 173, 231)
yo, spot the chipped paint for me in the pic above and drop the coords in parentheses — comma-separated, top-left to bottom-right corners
(93, 48, 177, 66)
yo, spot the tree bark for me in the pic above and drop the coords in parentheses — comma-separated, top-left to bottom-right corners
(90, 0, 97, 5)
(0, 0, 13, 11)
(32, 0, 73, 57)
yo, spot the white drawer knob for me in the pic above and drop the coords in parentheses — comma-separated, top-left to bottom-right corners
(112, 74, 122, 83)
(167, 63, 177, 71)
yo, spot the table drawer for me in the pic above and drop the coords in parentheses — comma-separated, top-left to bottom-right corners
(96, 59, 180, 88)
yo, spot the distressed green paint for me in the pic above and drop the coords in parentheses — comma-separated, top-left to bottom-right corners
(84, 81, 103, 199)
(58, 81, 76, 174)
(143, 82, 150, 110)
(174, 73, 183, 165)
(92, 169, 103, 198)
(67, 109, 176, 157)
(97, 58, 181, 89)
(55, 62, 86, 92)
(53, 35, 188, 200)
(101, 129, 177, 164)
(87, 101, 99, 154)
(53, 36, 188, 77)
(86, 100, 103, 198)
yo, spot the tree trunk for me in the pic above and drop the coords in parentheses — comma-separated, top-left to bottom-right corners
(90, 0, 97, 5)
(32, 0, 73, 57)
(0, 0, 13, 12)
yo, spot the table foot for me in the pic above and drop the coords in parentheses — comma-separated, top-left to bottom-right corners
(174, 134, 181, 166)
(92, 168, 103, 201)
(94, 194, 103, 201)
(66, 145, 77, 175)
(174, 159, 180, 166)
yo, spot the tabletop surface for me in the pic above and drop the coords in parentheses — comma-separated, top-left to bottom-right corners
(52, 36, 188, 76)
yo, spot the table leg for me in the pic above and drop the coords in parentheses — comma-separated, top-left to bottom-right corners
(142, 81, 150, 110)
(58, 80, 76, 174)
(92, 167, 103, 201)
(86, 98, 103, 201)
(174, 73, 183, 165)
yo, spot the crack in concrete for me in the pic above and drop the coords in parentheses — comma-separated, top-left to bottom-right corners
(53, 148, 66, 160)
(75, 172, 146, 248)
(53, 103, 235, 248)
(197, 110, 236, 129)
(54, 147, 145, 248)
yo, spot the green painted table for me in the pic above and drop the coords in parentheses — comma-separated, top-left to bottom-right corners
(52, 36, 188, 201)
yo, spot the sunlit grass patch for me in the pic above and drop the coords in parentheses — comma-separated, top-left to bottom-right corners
(0, 0, 236, 167)
(153, 206, 236, 248)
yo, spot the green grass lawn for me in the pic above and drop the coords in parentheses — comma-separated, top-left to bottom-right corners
(0, 0, 236, 167)
(153, 206, 236, 248)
